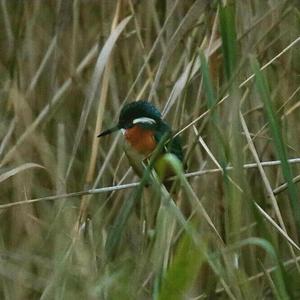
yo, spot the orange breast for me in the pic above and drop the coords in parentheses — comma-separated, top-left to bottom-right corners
(124, 126, 156, 155)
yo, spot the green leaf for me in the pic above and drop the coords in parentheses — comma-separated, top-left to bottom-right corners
(158, 234, 204, 300)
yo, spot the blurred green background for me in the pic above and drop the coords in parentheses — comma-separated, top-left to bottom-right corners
(0, 0, 300, 299)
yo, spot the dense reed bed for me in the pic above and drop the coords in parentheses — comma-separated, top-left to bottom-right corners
(0, 1, 300, 299)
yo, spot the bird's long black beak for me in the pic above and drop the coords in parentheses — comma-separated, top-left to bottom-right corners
(97, 125, 119, 137)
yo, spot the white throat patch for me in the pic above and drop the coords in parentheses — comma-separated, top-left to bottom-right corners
(132, 117, 156, 125)
(120, 128, 126, 135)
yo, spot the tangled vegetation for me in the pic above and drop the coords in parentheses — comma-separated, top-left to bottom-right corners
(0, 1, 300, 299)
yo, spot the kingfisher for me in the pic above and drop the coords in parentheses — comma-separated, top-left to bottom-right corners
(98, 100, 184, 186)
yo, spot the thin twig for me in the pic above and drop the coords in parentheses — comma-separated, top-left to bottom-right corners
(1, 158, 300, 209)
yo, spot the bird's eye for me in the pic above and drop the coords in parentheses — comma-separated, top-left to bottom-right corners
(118, 119, 133, 129)
(124, 122, 134, 129)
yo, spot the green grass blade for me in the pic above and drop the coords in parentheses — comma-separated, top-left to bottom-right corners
(199, 50, 216, 110)
(234, 237, 290, 299)
(251, 57, 300, 230)
(219, 3, 237, 80)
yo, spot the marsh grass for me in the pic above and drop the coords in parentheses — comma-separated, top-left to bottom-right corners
(0, 1, 300, 299)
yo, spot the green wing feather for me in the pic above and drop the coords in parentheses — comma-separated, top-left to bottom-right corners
(154, 121, 184, 162)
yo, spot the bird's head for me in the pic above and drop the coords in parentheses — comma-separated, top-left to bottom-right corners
(98, 100, 184, 164)
(98, 100, 162, 137)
